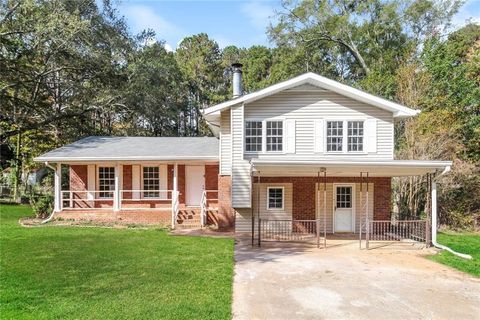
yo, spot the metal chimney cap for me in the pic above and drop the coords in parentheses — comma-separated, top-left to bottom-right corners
(231, 62, 243, 70)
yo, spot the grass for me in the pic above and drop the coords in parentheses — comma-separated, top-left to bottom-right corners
(428, 231, 480, 277)
(0, 205, 234, 319)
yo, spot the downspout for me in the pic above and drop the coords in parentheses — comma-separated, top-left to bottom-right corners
(42, 161, 57, 224)
(431, 166, 472, 260)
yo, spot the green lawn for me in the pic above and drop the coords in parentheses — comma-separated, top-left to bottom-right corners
(0, 205, 234, 319)
(428, 231, 480, 277)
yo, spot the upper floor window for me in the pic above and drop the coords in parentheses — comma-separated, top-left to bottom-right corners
(266, 121, 283, 152)
(245, 121, 262, 152)
(326, 121, 343, 152)
(143, 166, 159, 198)
(326, 120, 365, 153)
(98, 167, 115, 198)
(347, 121, 364, 152)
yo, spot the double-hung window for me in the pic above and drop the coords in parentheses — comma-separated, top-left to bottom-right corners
(98, 167, 115, 198)
(267, 187, 284, 210)
(347, 121, 364, 152)
(245, 121, 263, 152)
(326, 120, 364, 153)
(143, 166, 160, 198)
(266, 121, 283, 152)
(326, 121, 344, 152)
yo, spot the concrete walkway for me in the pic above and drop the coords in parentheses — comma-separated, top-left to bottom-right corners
(233, 237, 480, 320)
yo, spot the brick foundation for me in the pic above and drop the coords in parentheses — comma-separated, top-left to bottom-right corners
(218, 175, 234, 230)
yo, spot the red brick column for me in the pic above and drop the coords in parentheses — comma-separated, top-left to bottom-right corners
(292, 178, 316, 220)
(374, 177, 391, 220)
(69, 165, 88, 208)
(122, 165, 132, 199)
(218, 175, 234, 230)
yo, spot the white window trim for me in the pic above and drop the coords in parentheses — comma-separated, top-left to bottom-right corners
(95, 163, 116, 201)
(141, 165, 161, 199)
(325, 119, 367, 155)
(244, 118, 286, 155)
(244, 119, 264, 154)
(267, 186, 284, 210)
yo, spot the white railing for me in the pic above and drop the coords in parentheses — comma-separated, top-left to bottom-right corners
(61, 189, 174, 210)
(119, 190, 172, 202)
(171, 190, 179, 229)
(61, 190, 113, 209)
(200, 190, 218, 227)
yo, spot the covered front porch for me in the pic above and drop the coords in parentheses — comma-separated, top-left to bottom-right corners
(247, 159, 452, 248)
(48, 161, 220, 228)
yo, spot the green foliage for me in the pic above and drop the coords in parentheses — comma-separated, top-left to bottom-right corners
(30, 193, 53, 218)
(0, 205, 234, 319)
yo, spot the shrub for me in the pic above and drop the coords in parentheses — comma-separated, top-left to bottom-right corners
(30, 194, 54, 218)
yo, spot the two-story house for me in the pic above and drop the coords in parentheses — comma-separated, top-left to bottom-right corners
(35, 64, 451, 245)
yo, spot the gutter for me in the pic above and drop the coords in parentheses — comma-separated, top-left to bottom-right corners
(41, 161, 56, 224)
(431, 166, 472, 260)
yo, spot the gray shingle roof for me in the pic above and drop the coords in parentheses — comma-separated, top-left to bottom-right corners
(34, 136, 219, 162)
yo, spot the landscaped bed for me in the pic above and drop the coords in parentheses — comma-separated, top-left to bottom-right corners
(0, 205, 234, 319)
(428, 231, 480, 277)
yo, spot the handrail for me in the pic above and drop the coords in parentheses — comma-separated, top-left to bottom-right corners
(171, 190, 179, 229)
(200, 190, 206, 227)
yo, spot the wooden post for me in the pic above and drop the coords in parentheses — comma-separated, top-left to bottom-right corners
(366, 172, 370, 249)
(316, 171, 320, 248)
(432, 180, 437, 244)
(54, 163, 62, 212)
(251, 169, 255, 246)
(323, 171, 327, 249)
(113, 163, 121, 211)
(172, 163, 178, 229)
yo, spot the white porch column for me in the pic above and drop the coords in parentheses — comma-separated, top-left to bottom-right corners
(431, 181, 437, 244)
(172, 163, 178, 228)
(54, 163, 62, 212)
(113, 163, 121, 211)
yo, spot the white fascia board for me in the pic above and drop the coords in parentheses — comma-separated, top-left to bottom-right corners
(34, 156, 220, 163)
(251, 158, 452, 168)
(203, 72, 419, 118)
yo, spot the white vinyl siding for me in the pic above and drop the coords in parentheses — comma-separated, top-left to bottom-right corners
(235, 183, 293, 232)
(231, 104, 251, 207)
(220, 109, 232, 175)
(243, 90, 393, 159)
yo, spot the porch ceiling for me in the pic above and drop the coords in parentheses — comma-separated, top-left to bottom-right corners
(251, 159, 452, 177)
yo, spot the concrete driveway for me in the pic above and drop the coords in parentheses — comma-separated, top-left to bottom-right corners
(233, 237, 480, 320)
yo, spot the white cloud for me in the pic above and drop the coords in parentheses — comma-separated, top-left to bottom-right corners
(241, 1, 275, 31)
(451, 0, 480, 28)
(121, 4, 184, 45)
(164, 43, 173, 52)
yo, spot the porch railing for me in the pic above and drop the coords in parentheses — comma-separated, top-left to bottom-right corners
(61, 190, 113, 209)
(258, 219, 321, 247)
(120, 190, 172, 201)
(368, 220, 427, 242)
(200, 190, 218, 227)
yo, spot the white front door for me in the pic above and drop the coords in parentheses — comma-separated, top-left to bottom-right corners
(334, 185, 354, 232)
(185, 165, 204, 206)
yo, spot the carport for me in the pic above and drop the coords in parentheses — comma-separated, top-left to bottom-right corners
(249, 159, 452, 249)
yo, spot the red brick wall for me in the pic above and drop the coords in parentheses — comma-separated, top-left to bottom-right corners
(205, 165, 219, 190)
(122, 165, 132, 200)
(218, 175, 234, 230)
(374, 177, 391, 220)
(253, 176, 392, 221)
(70, 165, 88, 192)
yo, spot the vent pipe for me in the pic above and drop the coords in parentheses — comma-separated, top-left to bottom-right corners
(232, 63, 243, 98)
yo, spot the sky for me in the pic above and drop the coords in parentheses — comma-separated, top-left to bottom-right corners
(117, 0, 480, 51)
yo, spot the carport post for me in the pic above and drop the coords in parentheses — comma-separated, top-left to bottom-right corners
(366, 172, 370, 250)
(359, 172, 363, 249)
(251, 169, 254, 246)
(316, 171, 320, 248)
(323, 171, 327, 249)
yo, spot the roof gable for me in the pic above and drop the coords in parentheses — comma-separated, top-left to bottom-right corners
(203, 72, 419, 118)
